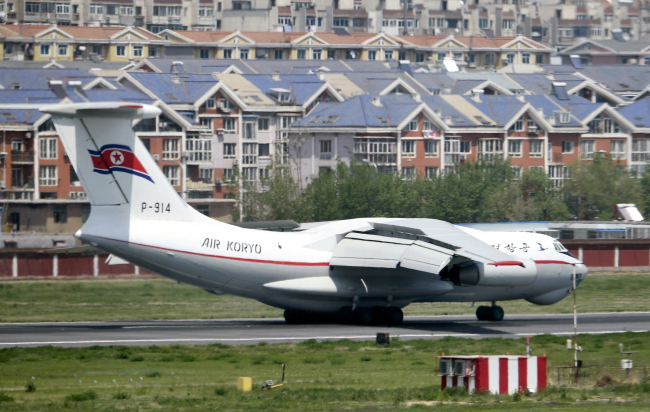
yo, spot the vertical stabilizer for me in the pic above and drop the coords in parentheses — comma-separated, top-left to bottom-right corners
(42, 103, 196, 222)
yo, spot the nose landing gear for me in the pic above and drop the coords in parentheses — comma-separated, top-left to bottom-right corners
(476, 304, 504, 321)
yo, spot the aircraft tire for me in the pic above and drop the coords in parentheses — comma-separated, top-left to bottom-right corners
(476, 306, 490, 321)
(338, 307, 353, 324)
(384, 307, 404, 325)
(353, 308, 374, 325)
(490, 305, 505, 321)
(284, 309, 301, 324)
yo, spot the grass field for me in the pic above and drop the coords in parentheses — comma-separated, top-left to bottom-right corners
(1, 273, 649, 323)
(0, 333, 649, 411)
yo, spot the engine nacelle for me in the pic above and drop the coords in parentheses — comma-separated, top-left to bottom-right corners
(444, 260, 537, 287)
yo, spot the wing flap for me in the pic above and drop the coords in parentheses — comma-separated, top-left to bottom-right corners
(399, 241, 454, 274)
(330, 235, 410, 268)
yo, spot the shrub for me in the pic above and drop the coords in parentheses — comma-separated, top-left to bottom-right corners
(360, 356, 372, 362)
(25, 382, 36, 392)
(595, 373, 619, 387)
(65, 390, 97, 402)
(112, 392, 129, 400)
(146, 371, 160, 378)
(179, 354, 197, 362)
(0, 393, 14, 402)
(130, 355, 144, 362)
(215, 387, 227, 396)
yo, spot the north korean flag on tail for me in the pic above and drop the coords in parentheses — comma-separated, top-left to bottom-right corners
(88, 144, 154, 183)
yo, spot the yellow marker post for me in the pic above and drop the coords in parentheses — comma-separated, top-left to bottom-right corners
(237, 377, 252, 392)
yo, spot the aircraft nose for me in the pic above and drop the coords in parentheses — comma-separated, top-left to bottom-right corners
(575, 263, 588, 285)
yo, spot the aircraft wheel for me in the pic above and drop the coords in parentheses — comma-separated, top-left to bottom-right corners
(284, 309, 302, 324)
(476, 306, 490, 321)
(490, 305, 505, 321)
(384, 307, 404, 325)
(353, 308, 374, 325)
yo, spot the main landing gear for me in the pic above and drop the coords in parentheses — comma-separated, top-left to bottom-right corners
(283, 307, 404, 325)
(476, 303, 504, 321)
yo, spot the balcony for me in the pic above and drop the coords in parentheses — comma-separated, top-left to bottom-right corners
(445, 153, 467, 164)
(11, 152, 34, 164)
(197, 17, 214, 25)
(186, 178, 214, 190)
(11, 177, 35, 189)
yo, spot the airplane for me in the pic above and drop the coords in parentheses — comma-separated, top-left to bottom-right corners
(37, 102, 587, 325)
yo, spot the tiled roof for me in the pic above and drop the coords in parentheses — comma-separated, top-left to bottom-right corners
(618, 97, 650, 127)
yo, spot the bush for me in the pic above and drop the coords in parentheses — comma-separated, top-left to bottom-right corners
(595, 373, 619, 387)
(146, 371, 160, 378)
(0, 393, 14, 402)
(112, 392, 129, 400)
(65, 390, 97, 402)
(360, 356, 372, 362)
(179, 354, 197, 362)
(129, 355, 144, 362)
(25, 382, 36, 392)
(215, 387, 227, 396)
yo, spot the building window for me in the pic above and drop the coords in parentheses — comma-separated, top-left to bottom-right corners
(508, 140, 522, 157)
(242, 167, 256, 182)
(319, 140, 332, 159)
(404, 119, 418, 131)
(40, 138, 58, 159)
(92, 45, 102, 55)
(242, 143, 257, 165)
(198, 6, 212, 16)
(562, 141, 574, 153)
(313, 49, 322, 60)
(39, 165, 57, 186)
(258, 144, 269, 157)
(258, 118, 269, 131)
(243, 122, 256, 140)
(485, 53, 495, 65)
(581, 140, 595, 158)
(402, 166, 416, 180)
(536, 54, 544, 64)
(368, 50, 377, 60)
(203, 96, 215, 109)
(116, 45, 126, 57)
(200, 118, 212, 130)
(333, 17, 349, 27)
(148, 47, 158, 57)
(415, 53, 425, 63)
(133, 45, 143, 57)
(186, 135, 212, 162)
(425, 167, 438, 179)
(384, 50, 393, 60)
(223, 49, 233, 59)
(162, 139, 179, 160)
(223, 118, 236, 131)
(632, 138, 650, 162)
(297, 49, 306, 59)
(240, 49, 249, 59)
(163, 166, 180, 186)
(40, 44, 51, 56)
(25, 2, 40, 12)
(223, 168, 234, 181)
(437, 53, 446, 61)
(522, 53, 530, 64)
(56, 3, 70, 13)
(232, 1, 251, 9)
(57, 44, 68, 56)
(511, 165, 522, 179)
(425, 140, 438, 157)
(11, 139, 23, 152)
(223, 143, 236, 159)
(513, 118, 524, 131)
(53, 205, 67, 223)
(611, 140, 625, 159)
(274, 49, 283, 59)
(548, 165, 569, 187)
(478, 139, 503, 160)
(402, 140, 416, 157)
(529, 140, 543, 157)
(506, 53, 515, 64)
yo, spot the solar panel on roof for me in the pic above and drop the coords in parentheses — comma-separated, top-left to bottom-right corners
(332, 28, 350, 36)
(164, 93, 180, 101)
(1, 112, 17, 121)
(570, 56, 583, 69)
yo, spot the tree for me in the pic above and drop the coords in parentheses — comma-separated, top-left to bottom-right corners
(564, 154, 642, 220)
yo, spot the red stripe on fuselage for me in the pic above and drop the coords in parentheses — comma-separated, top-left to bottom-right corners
(533, 260, 572, 265)
(93, 235, 330, 267)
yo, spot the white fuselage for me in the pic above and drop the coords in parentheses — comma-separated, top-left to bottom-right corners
(79, 213, 587, 313)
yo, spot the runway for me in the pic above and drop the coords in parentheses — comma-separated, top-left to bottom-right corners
(1, 312, 649, 348)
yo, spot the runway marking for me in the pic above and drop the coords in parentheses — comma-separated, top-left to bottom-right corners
(1, 330, 648, 347)
(2, 312, 650, 327)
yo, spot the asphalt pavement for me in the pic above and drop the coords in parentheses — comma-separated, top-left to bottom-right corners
(0, 312, 648, 348)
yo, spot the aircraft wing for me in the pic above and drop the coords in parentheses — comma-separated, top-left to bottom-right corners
(330, 218, 519, 275)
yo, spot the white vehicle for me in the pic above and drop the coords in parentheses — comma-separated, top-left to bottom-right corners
(42, 103, 588, 325)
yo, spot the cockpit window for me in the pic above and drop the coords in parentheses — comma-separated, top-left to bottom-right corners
(553, 241, 567, 252)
